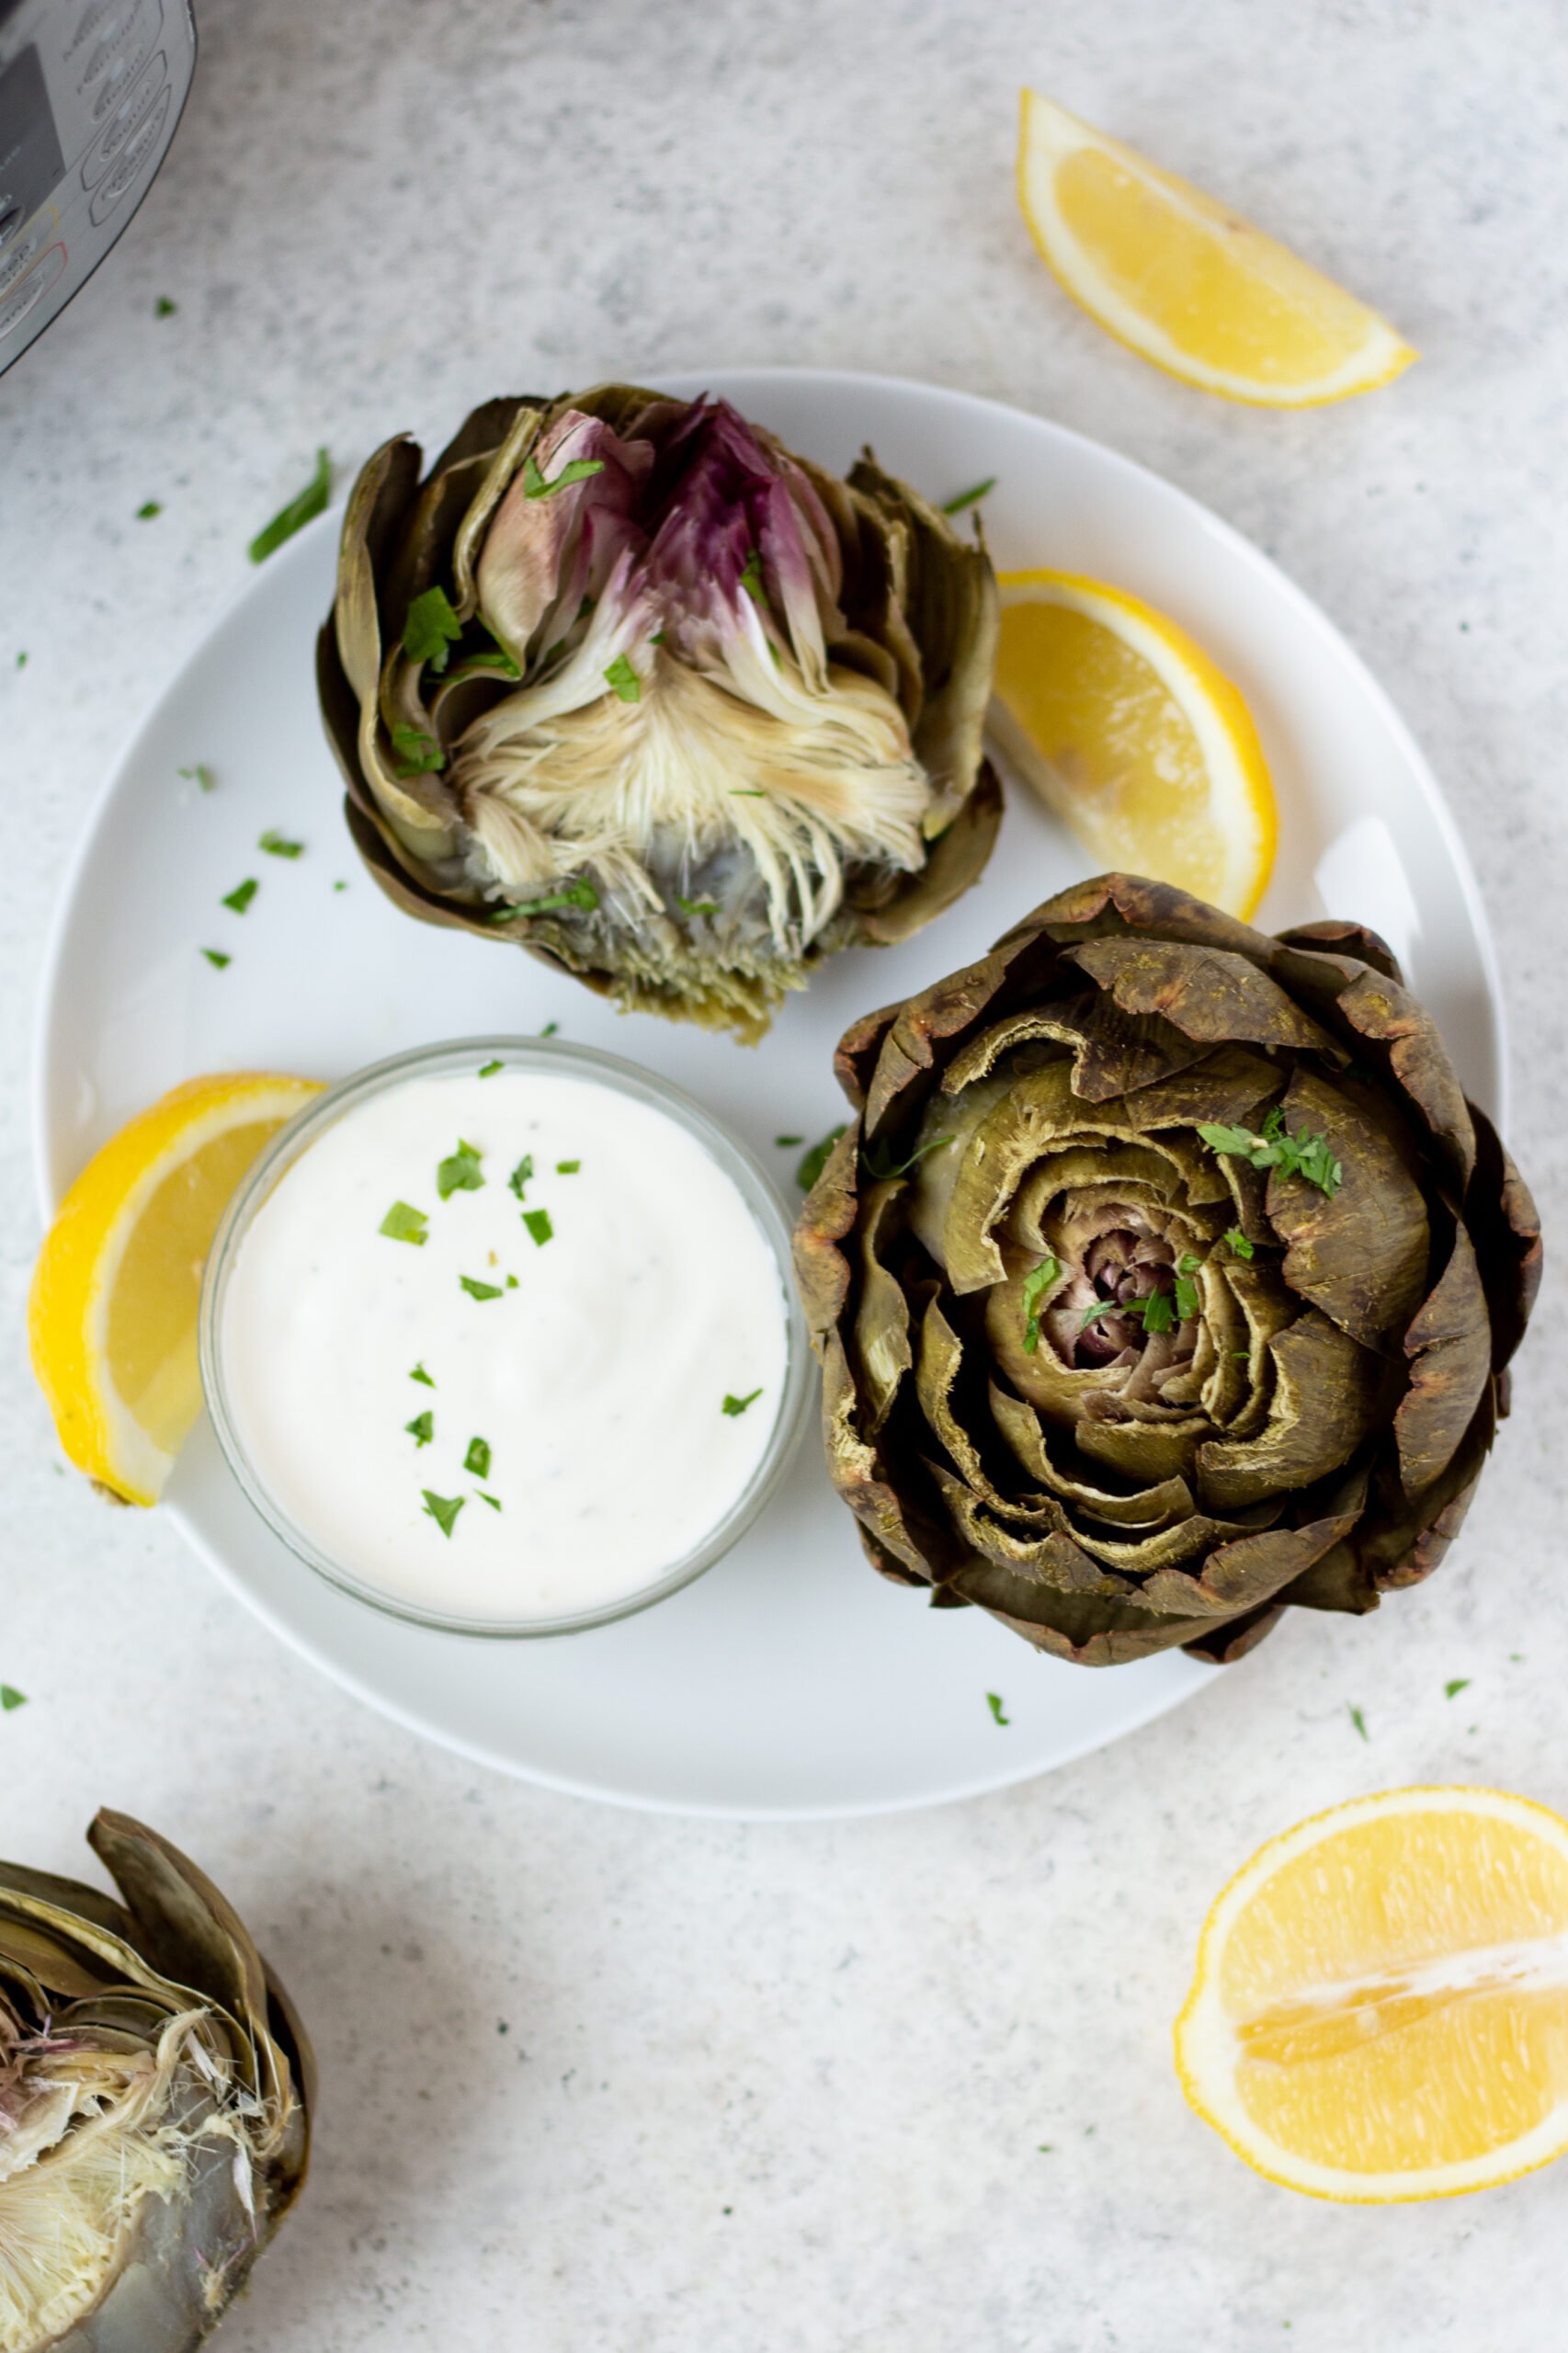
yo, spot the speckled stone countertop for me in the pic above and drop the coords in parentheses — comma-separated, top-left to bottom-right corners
(3, 2, 1565, 2346)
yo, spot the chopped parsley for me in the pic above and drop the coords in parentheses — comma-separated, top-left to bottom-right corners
(478, 1059, 504, 1077)
(403, 585, 463, 672)
(1079, 1290, 1179, 1336)
(1221, 1228, 1255, 1259)
(1199, 1108, 1343, 1199)
(738, 548, 765, 602)
(522, 1208, 553, 1247)
(940, 476, 996, 515)
(676, 895, 721, 916)
(200, 948, 231, 969)
(249, 448, 332, 563)
(1173, 1253, 1203, 1323)
(464, 1437, 492, 1478)
(380, 1201, 428, 1245)
(722, 1388, 763, 1416)
(730, 788, 766, 796)
(1349, 1705, 1369, 1742)
(556, 1159, 580, 1174)
(506, 1155, 533, 1201)
(155, 294, 177, 316)
(986, 1691, 1010, 1726)
(1020, 1256, 1061, 1355)
(774, 1134, 804, 1149)
(136, 499, 162, 519)
(179, 762, 216, 791)
(603, 653, 641, 702)
(861, 1131, 953, 1182)
(15, 652, 26, 669)
(477, 1492, 503, 1511)
(404, 1411, 434, 1448)
(258, 828, 304, 858)
(390, 723, 445, 777)
(409, 1362, 435, 1387)
(460, 1275, 505, 1301)
(539, 1021, 559, 1038)
(487, 878, 598, 919)
(222, 878, 258, 915)
(422, 1490, 464, 1539)
(1444, 1677, 1471, 1699)
(436, 1138, 484, 1199)
(460, 620, 521, 679)
(1, 1685, 28, 1711)
(796, 1125, 847, 1190)
(523, 452, 606, 499)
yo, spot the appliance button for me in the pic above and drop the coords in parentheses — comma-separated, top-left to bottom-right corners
(88, 6, 158, 114)
(0, 208, 20, 250)
(81, 52, 167, 188)
(0, 245, 67, 342)
(0, 224, 47, 292)
(88, 85, 169, 222)
(72, 2, 121, 58)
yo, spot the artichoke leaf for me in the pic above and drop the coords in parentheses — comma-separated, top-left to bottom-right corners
(1266, 1067, 1430, 1347)
(850, 1179, 915, 1436)
(988, 1381, 1196, 1528)
(1197, 1309, 1381, 1510)
(1068, 936, 1342, 1058)
(1466, 1104, 1543, 1376)
(1393, 1221, 1492, 1495)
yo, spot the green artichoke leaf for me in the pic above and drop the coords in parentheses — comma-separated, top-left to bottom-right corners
(988, 1381, 1196, 1528)
(850, 1178, 915, 1437)
(1067, 936, 1342, 1058)
(1197, 1309, 1382, 1510)
(1392, 1222, 1493, 1496)
(1263, 1066, 1430, 1346)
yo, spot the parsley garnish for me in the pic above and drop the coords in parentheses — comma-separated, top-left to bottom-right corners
(556, 1159, 580, 1174)
(1173, 1252, 1203, 1323)
(403, 585, 463, 673)
(861, 1131, 953, 1181)
(487, 878, 598, 920)
(1020, 1256, 1061, 1355)
(523, 452, 606, 499)
(522, 1208, 553, 1247)
(136, 499, 162, 520)
(540, 1020, 559, 1038)
(437, 1139, 484, 1199)
(676, 895, 721, 915)
(986, 1691, 1010, 1726)
(738, 549, 765, 602)
(775, 1134, 803, 1148)
(422, 1490, 464, 1539)
(1199, 1108, 1343, 1198)
(15, 652, 26, 669)
(478, 1059, 503, 1077)
(380, 1201, 428, 1245)
(796, 1125, 847, 1191)
(1445, 1678, 1471, 1699)
(722, 1389, 763, 1416)
(460, 1275, 505, 1301)
(603, 653, 641, 702)
(258, 828, 304, 858)
(200, 948, 231, 969)
(940, 477, 996, 515)
(477, 1492, 503, 1511)
(1079, 1291, 1179, 1336)
(1349, 1705, 1369, 1742)
(179, 762, 216, 791)
(460, 619, 522, 678)
(222, 878, 257, 914)
(249, 449, 332, 563)
(1221, 1228, 1255, 1260)
(730, 788, 766, 797)
(409, 1362, 435, 1387)
(155, 295, 177, 316)
(464, 1437, 492, 1478)
(507, 1155, 533, 1201)
(1, 1685, 28, 1711)
(405, 1411, 434, 1448)
(389, 724, 445, 778)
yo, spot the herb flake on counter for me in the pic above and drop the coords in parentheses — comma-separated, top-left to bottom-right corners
(1, 1686, 28, 1712)
(390, 723, 445, 778)
(556, 1159, 580, 1174)
(249, 448, 332, 563)
(460, 1275, 505, 1302)
(422, 1490, 464, 1539)
(409, 1362, 435, 1387)
(1445, 1678, 1472, 1699)
(1021, 1256, 1061, 1355)
(136, 500, 162, 520)
(15, 652, 26, 668)
(722, 1388, 762, 1417)
(1222, 1228, 1255, 1259)
(404, 1411, 434, 1448)
(258, 829, 304, 858)
(1199, 1108, 1343, 1199)
(1349, 1705, 1369, 1742)
(796, 1125, 847, 1191)
(380, 1201, 428, 1246)
(437, 1139, 484, 1199)
(523, 452, 606, 500)
(222, 878, 258, 915)
(199, 948, 231, 969)
(403, 585, 463, 673)
(179, 763, 216, 791)
(155, 295, 177, 316)
(986, 1692, 1009, 1726)
(333, 879, 347, 891)
(603, 653, 641, 703)
(478, 1060, 504, 1078)
(522, 1208, 553, 1247)
(464, 1437, 492, 1479)
(941, 476, 995, 515)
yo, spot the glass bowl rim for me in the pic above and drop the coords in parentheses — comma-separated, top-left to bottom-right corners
(198, 1033, 813, 1638)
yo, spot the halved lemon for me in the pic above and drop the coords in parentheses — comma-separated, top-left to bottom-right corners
(1017, 90, 1416, 405)
(29, 1073, 321, 1505)
(991, 570, 1277, 917)
(1176, 1787, 1568, 2203)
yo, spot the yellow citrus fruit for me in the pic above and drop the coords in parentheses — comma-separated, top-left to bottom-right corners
(1176, 1787, 1568, 2202)
(29, 1073, 321, 1505)
(991, 569, 1277, 918)
(1016, 90, 1416, 405)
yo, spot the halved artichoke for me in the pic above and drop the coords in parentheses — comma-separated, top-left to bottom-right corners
(0, 1811, 312, 2350)
(318, 383, 1002, 1040)
(794, 874, 1540, 1665)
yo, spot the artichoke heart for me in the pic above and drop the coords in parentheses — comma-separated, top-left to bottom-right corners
(0, 1812, 312, 2353)
(319, 382, 1003, 1040)
(793, 873, 1541, 1667)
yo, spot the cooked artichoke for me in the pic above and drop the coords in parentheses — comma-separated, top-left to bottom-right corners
(318, 383, 1002, 1040)
(793, 873, 1540, 1665)
(0, 1811, 312, 2351)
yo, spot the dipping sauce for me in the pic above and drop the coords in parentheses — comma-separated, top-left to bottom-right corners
(215, 1062, 791, 1626)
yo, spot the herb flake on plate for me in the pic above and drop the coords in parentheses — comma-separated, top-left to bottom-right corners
(422, 1490, 464, 1539)
(380, 1201, 428, 1246)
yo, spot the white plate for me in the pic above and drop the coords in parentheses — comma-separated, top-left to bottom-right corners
(33, 369, 1506, 1818)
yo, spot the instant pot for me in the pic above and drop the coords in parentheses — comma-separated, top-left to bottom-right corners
(0, 0, 195, 375)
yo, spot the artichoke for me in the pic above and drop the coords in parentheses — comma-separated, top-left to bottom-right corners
(318, 383, 1002, 1040)
(0, 1811, 312, 2350)
(793, 873, 1540, 1665)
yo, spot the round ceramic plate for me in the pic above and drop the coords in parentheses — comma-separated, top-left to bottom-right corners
(33, 369, 1505, 1818)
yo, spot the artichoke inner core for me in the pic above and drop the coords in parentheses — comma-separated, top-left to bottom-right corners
(1050, 1210, 1194, 1371)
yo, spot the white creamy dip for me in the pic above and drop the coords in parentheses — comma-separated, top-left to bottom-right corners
(218, 1065, 790, 1624)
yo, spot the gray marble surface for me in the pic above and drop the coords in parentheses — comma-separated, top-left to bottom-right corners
(3, 1, 1566, 2346)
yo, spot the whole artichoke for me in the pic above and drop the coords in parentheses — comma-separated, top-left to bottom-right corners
(0, 1811, 312, 2350)
(793, 874, 1540, 1665)
(319, 383, 1002, 1041)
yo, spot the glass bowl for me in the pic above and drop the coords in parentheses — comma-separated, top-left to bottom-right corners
(199, 1035, 812, 1637)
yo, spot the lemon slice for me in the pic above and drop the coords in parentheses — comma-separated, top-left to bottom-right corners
(29, 1073, 321, 1505)
(1017, 91, 1416, 405)
(1176, 1787, 1568, 2203)
(990, 570, 1276, 918)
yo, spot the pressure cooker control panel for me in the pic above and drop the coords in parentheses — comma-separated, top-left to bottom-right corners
(0, 0, 196, 373)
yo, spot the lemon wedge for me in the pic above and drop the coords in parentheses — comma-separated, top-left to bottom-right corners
(1176, 1787, 1568, 2203)
(1017, 91, 1416, 405)
(29, 1073, 321, 1505)
(990, 570, 1277, 917)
